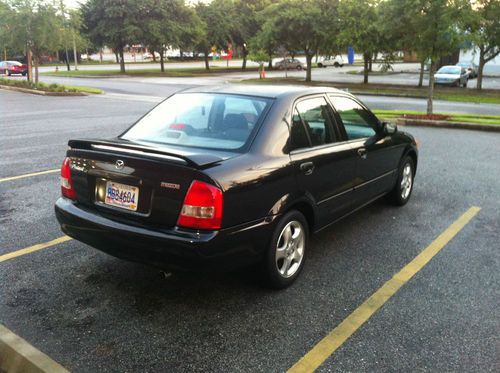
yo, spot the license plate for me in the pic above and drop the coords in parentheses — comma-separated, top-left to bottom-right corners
(104, 181, 139, 211)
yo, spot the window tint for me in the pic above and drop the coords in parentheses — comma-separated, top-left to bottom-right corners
(295, 97, 336, 147)
(122, 93, 272, 151)
(290, 108, 310, 150)
(330, 96, 377, 140)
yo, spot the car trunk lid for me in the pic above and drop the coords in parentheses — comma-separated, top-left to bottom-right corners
(66, 138, 237, 228)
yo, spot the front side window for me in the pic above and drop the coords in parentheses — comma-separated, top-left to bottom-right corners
(121, 93, 272, 151)
(330, 96, 377, 140)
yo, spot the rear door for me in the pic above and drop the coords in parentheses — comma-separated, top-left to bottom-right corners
(289, 96, 357, 227)
(328, 95, 400, 206)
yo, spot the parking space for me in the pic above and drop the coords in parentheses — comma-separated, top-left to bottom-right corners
(1, 89, 499, 372)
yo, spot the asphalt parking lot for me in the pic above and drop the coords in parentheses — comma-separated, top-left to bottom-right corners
(1, 89, 499, 372)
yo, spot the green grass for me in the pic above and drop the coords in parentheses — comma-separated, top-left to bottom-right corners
(240, 77, 500, 105)
(42, 65, 259, 78)
(0, 77, 102, 94)
(373, 109, 500, 125)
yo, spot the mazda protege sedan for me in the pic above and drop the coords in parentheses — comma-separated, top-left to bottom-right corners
(55, 85, 418, 288)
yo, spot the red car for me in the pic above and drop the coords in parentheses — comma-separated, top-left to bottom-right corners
(0, 61, 28, 76)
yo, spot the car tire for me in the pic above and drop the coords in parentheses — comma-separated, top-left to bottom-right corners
(22, 72, 27, 76)
(318, 63, 323, 68)
(262, 210, 308, 289)
(297, 65, 302, 70)
(386, 156, 415, 206)
(334, 62, 340, 68)
(7, 70, 11, 76)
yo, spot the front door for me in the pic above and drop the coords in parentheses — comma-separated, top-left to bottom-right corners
(328, 95, 399, 206)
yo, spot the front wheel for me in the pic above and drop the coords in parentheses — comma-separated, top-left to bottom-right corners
(262, 211, 308, 289)
(386, 156, 415, 206)
(296, 65, 303, 70)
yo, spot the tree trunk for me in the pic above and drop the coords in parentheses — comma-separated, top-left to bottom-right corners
(119, 48, 125, 73)
(64, 47, 70, 71)
(477, 47, 485, 90)
(114, 51, 119, 64)
(305, 54, 313, 82)
(363, 53, 369, 84)
(204, 51, 210, 70)
(427, 60, 436, 116)
(26, 48, 32, 82)
(160, 48, 165, 72)
(242, 55, 247, 70)
(418, 60, 425, 87)
(368, 56, 373, 72)
(152, 49, 157, 62)
(34, 55, 39, 83)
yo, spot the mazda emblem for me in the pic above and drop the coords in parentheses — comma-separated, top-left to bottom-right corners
(115, 160, 125, 170)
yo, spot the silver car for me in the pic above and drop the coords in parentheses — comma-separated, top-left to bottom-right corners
(434, 65, 469, 88)
(274, 58, 306, 70)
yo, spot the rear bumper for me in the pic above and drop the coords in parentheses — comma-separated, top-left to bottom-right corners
(55, 198, 277, 271)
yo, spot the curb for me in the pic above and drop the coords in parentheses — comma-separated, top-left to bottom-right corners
(0, 85, 87, 96)
(395, 118, 500, 132)
(0, 324, 69, 373)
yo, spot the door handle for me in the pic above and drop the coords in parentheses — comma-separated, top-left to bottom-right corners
(357, 148, 367, 159)
(300, 162, 315, 175)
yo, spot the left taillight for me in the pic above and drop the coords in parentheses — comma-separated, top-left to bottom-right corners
(60, 157, 76, 200)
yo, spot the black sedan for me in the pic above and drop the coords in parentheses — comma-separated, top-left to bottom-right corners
(55, 85, 418, 288)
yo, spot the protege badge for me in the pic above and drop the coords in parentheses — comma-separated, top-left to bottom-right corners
(160, 182, 180, 190)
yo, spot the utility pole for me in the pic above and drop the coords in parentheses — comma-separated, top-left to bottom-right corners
(72, 30, 78, 70)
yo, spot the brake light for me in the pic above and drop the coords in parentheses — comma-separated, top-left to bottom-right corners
(60, 157, 76, 200)
(177, 180, 223, 230)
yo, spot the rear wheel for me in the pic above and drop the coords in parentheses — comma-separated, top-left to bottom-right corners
(386, 156, 415, 206)
(318, 63, 323, 68)
(262, 210, 308, 289)
(296, 65, 302, 70)
(334, 62, 340, 67)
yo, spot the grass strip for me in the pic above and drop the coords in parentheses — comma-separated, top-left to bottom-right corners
(373, 109, 500, 125)
(42, 66, 259, 78)
(0, 77, 102, 94)
(240, 78, 500, 105)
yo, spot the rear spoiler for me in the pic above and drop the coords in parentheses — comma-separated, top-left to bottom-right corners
(68, 139, 224, 168)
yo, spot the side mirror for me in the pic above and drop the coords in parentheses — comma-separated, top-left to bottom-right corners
(381, 121, 397, 135)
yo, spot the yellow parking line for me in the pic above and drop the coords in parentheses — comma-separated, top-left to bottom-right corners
(288, 206, 481, 373)
(0, 236, 72, 263)
(0, 169, 59, 183)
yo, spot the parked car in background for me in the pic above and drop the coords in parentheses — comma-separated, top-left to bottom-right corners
(456, 61, 478, 79)
(55, 85, 418, 288)
(434, 65, 469, 87)
(275, 58, 305, 70)
(318, 55, 344, 68)
(0, 61, 28, 76)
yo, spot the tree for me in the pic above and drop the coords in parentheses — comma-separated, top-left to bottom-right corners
(195, 0, 236, 70)
(256, 0, 336, 82)
(176, 5, 205, 59)
(81, 0, 141, 73)
(140, 0, 186, 72)
(233, 0, 272, 70)
(464, 0, 500, 89)
(338, 0, 382, 84)
(3, 0, 62, 82)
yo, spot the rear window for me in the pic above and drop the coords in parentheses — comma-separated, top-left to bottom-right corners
(121, 93, 272, 151)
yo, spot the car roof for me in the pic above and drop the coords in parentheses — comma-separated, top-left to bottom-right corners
(179, 84, 346, 100)
(440, 65, 460, 69)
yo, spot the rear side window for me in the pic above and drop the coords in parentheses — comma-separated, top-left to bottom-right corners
(121, 93, 272, 151)
(290, 97, 337, 150)
(330, 96, 377, 140)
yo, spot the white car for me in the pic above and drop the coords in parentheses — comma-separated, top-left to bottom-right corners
(318, 56, 344, 68)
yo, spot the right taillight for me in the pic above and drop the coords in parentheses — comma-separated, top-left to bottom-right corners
(60, 157, 76, 200)
(177, 180, 223, 230)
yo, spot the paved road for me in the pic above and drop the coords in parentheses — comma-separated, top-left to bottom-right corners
(1, 89, 499, 372)
(29, 74, 500, 116)
(36, 59, 500, 89)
